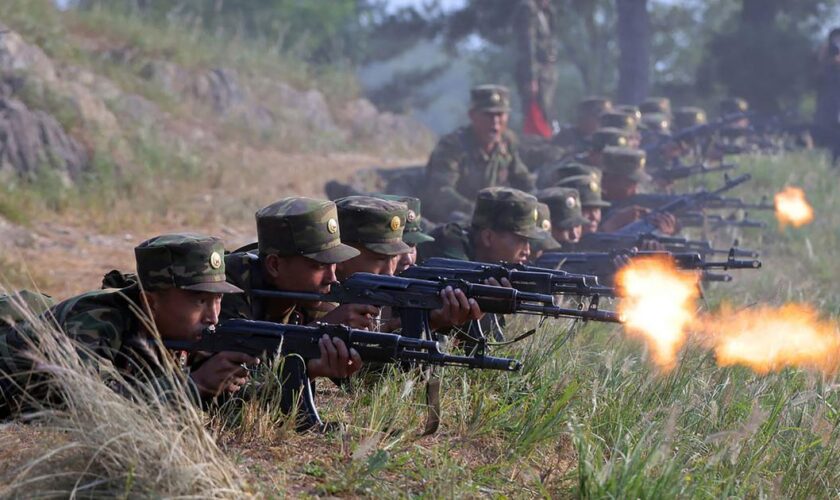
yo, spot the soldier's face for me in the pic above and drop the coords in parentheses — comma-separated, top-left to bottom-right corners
(144, 288, 222, 342)
(395, 245, 417, 275)
(602, 176, 637, 200)
(476, 229, 531, 264)
(336, 246, 398, 279)
(582, 207, 601, 233)
(469, 109, 508, 147)
(552, 225, 582, 243)
(265, 255, 336, 295)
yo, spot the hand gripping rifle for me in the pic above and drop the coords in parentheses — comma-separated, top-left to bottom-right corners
(535, 248, 761, 286)
(165, 319, 520, 431)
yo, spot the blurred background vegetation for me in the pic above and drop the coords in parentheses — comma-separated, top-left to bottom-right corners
(71, 0, 840, 132)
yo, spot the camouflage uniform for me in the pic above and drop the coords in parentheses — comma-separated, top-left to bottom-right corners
(555, 172, 612, 210)
(537, 187, 589, 231)
(0, 233, 241, 417)
(221, 197, 359, 323)
(672, 107, 707, 133)
(600, 147, 651, 214)
(373, 194, 435, 246)
(640, 96, 672, 118)
(423, 85, 535, 222)
(513, 0, 559, 118)
(417, 187, 547, 262)
(336, 196, 410, 256)
(530, 201, 562, 254)
(535, 129, 626, 189)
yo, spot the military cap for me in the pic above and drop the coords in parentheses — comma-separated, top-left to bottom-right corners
(602, 146, 650, 183)
(590, 127, 630, 151)
(641, 113, 671, 135)
(373, 194, 434, 245)
(538, 162, 601, 189)
(135, 233, 242, 293)
(531, 202, 562, 252)
(556, 174, 611, 208)
(639, 97, 671, 116)
(578, 96, 613, 116)
(616, 105, 642, 121)
(336, 196, 411, 255)
(720, 97, 749, 115)
(471, 187, 547, 240)
(470, 84, 510, 113)
(673, 106, 707, 130)
(599, 111, 638, 132)
(537, 187, 590, 230)
(256, 197, 360, 263)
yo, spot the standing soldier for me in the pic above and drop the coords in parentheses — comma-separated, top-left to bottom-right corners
(422, 85, 535, 223)
(514, 0, 559, 123)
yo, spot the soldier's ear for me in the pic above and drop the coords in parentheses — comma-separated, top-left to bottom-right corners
(479, 228, 495, 249)
(263, 254, 283, 279)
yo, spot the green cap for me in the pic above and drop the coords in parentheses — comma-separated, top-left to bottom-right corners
(538, 162, 601, 189)
(616, 104, 642, 121)
(537, 187, 590, 230)
(470, 84, 510, 113)
(471, 187, 547, 240)
(639, 97, 671, 116)
(532, 202, 562, 252)
(641, 113, 671, 134)
(599, 111, 638, 132)
(556, 174, 611, 208)
(720, 97, 748, 115)
(256, 197, 360, 264)
(603, 147, 650, 183)
(673, 107, 707, 130)
(336, 196, 411, 255)
(590, 127, 630, 151)
(578, 96, 613, 117)
(135, 233, 242, 293)
(373, 194, 435, 245)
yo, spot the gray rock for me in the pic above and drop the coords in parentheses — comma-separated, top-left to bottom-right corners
(0, 97, 89, 184)
(0, 23, 57, 82)
(139, 59, 189, 96)
(191, 67, 245, 114)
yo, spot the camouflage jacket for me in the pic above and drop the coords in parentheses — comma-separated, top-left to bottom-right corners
(0, 286, 192, 417)
(513, 0, 558, 84)
(423, 127, 535, 222)
(416, 223, 474, 263)
(552, 125, 589, 153)
(221, 251, 311, 325)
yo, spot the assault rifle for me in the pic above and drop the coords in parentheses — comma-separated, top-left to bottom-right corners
(166, 319, 520, 431)
(614, 192, 774, 212)
(408, 257, 614, 296)
(678, 212, 767, 230)
(645, 112, 751, 156)
(575, 231, 759, 259)
(613, 173, 752, 236)
(535, 249, 761, 286)
(251, 272, 623, 340)
(650, 162, 737, 183)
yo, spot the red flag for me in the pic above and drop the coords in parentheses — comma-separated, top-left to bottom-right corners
(523, 97, 552, 137)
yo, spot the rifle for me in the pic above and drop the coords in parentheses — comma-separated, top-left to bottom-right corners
(409, 257, 613, 296)
(614, 173, 752, 236)
(650, 162, 737, 183)
(678, 212, 767, 230)
(612, 192, 773, 213)
(576, 231, 759, 259)
(706, 195, 774, 211)
(166, 319, 520, 431)
(645, 112, 751, 156)
(535, 249, 761, 286)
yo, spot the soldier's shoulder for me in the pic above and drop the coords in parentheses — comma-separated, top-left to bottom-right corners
(56, 288, 141, 340)
(224, 251, 258, 290)
(418, 223, 472, 261)
(432, 126, 472, 153)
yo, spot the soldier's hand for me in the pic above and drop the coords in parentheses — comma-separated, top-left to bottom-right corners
(651, 212, 677, 235)
(321, 303, 380, 330)
(190, 351, 258, 397)
(600, 205, 648, 232)
(306, 335, 363, 379)
(429, 286, 484, 329)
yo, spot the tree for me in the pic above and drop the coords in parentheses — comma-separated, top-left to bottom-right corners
(615, 0, 650, 104)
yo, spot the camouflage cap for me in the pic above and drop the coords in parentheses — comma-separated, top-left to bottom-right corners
(336, 196, 411, 255)
(471, 187, 547, 241)
(720, 97, 749, 115)
(578, 96, 613, 117)
(373, 194, 434, 246)
(256, 197, 360, 264)
(538, 162, 601, 189)
(135, 233, 242, 293)
(640, 113, 671, 135)
(673, 106, 707, 130)
(639, 96, 671, 116)
(602, 146, 651, 183)
(537, 187, 590, 230)
(531, 202, 562, 252)
(590, 127, 630, 151)
(470, 84, 510, 113)
(556, 174, 611, 208)
(616, 104, 642, 121)
(599, 111, 638, 132)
